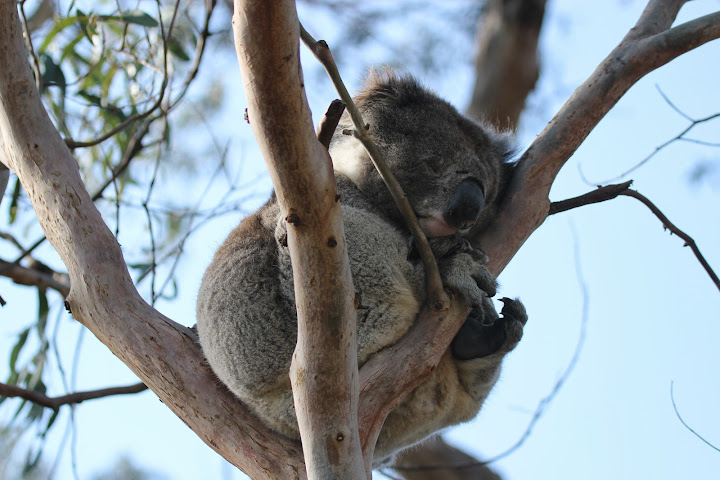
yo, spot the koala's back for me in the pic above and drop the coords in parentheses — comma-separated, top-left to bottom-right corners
(196, 178, 426, 443)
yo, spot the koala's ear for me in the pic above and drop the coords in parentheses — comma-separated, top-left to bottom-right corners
(355, 69, 429, 109)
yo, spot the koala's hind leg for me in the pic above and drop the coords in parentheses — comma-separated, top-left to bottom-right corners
(451, 297, 527, 361)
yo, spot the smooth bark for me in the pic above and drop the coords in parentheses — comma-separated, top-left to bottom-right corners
(232, 1, 365, 478)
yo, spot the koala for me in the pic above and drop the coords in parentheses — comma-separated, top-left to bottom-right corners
(196, 72, 527, 462)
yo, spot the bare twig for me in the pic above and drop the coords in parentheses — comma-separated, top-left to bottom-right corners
(597, 89, 720, 183)
(17, 0, 42, 92)
(0, 381, 147, 411)
(299, 24, 448, 312)
(550, 181, 719, 292)
(549, 181, 634, 215)
(670, 381, 720, 452)
(619, 189, 720, 292)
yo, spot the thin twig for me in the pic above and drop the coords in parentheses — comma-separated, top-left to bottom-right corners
(18, 0, 42, 92)
(299, 23, 448, 310)
(0, 381, 147, 411)
(549, 181, 634, 214)
(620, 189, 720, 292)
(0, 258, 70, 296)
(593, 87, 720, 184)
(670, 381, 720, 453)
(550, 182, 720, 293)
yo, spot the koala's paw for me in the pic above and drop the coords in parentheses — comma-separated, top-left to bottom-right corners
(438, 249, 496, 306)
(451, 297, 528, 361)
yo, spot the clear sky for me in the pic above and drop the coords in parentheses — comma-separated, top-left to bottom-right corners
(1, 1, 719, 479)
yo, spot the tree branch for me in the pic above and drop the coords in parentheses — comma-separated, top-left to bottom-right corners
(299, 25, 472, 467)
(473, 0, 720, 275)
(548, 180, 719, 292)
(0, 5, 305, 479)
(316, 99, 345, 151)
(548, 181, 634, 215)
(670, 381, 720, 453)
(299, 24, 448, 312)
(232, 1, 365, 478)
(619, 189, 720, 292)
(0, 258, 70, 297)
(0, 381, 147, 410)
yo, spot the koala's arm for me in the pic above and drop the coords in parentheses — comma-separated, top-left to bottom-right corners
(376, 240, 527, 460)
(432, 239, 528, 403)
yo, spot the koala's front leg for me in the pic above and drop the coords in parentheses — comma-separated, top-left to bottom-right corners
(451, 297, 528, 360)
(426, 236, 497, 307)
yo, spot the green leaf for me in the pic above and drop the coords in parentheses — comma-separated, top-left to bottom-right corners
(9, 328, 30, 376)
(23, 446, 44, 476)
(42, 409, 60, 437)
(98, 10, 158, 27)
(27, 381, 47, 421)
(60, 30, 85, 62)
(38, 15, 83, 54)
(167, 36, 191, 62)
(40, 54, 66, 92)
(36, 287, 49, 340)
(8, 177, 21, 224)
(76, 9, 98, 43)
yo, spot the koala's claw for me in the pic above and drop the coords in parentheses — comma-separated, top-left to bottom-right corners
(499, 297, 528, 326)
(451, 297, 528, 361)
(439, 254, 497, 307)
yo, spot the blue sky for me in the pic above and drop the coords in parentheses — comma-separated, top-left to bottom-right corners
(1, 1, 719, 479)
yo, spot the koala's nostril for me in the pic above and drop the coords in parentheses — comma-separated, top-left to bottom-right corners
(443, 179, 485, 230)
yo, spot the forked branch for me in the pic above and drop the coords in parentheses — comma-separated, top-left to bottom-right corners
(474, 0, 720, 275)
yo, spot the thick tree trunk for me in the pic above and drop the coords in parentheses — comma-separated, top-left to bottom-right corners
(232, 1, 366, 477)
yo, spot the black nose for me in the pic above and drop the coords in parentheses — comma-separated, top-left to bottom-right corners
(443, 179, 485, 230)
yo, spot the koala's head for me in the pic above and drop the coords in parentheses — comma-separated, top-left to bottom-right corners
(330, 71, 516, 238)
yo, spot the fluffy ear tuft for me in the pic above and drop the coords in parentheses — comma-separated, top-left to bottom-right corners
(354, 68, 436, 109)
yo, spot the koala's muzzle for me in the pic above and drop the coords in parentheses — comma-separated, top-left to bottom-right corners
(443, 179, 485, 231)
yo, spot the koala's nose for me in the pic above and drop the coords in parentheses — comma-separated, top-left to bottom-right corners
(443, 179, 485, 231)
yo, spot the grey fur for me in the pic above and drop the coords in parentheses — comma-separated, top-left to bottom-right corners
(197, 72, 527, 461)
